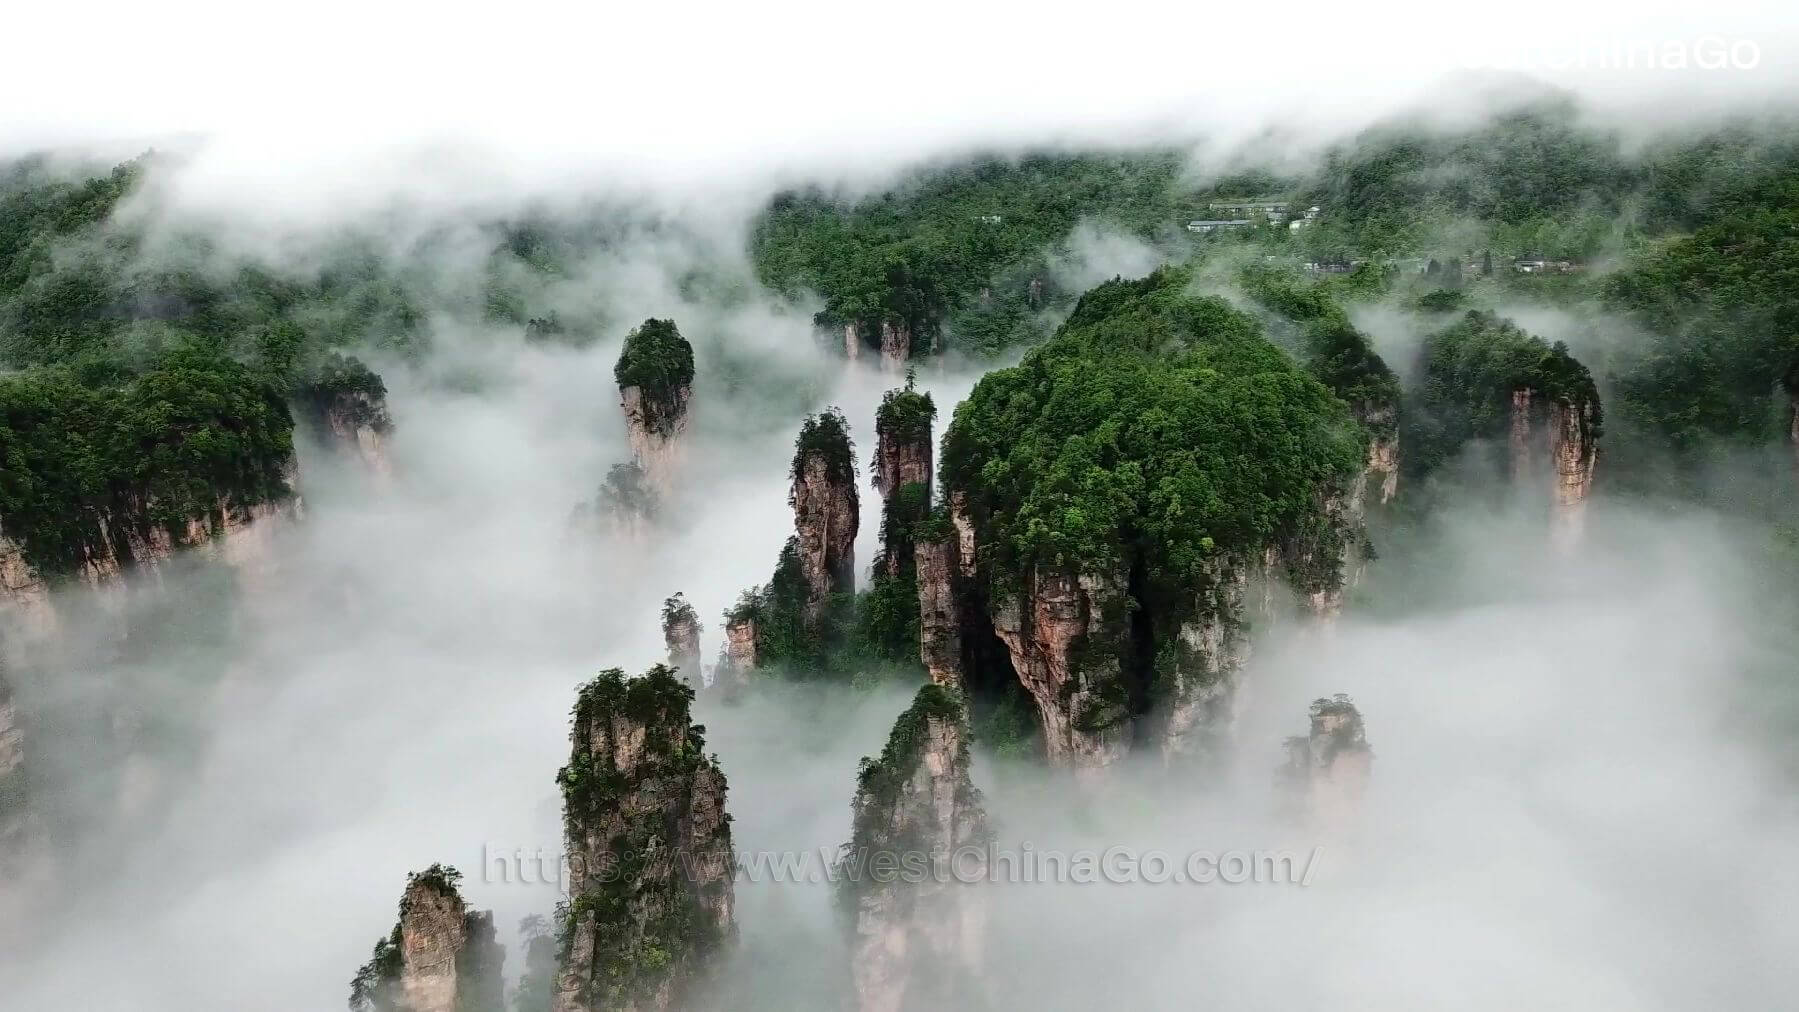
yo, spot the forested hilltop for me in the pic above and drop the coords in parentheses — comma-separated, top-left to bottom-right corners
(3, 89, 1798, 567)
(746, 95, 1799, 504)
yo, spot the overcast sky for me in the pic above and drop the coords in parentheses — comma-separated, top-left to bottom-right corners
(6, 0, 1797, 199)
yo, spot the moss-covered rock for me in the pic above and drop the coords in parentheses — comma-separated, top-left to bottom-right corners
(941, 268, 1368, 764)
(553, 665, 734, 1012)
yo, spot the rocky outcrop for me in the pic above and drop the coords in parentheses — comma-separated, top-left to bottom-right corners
(1548, 397, 1599, 507)
(615, 319, 696, 493)
(1508, 387, 1539, 485)
(872, 382, 934, 504)
(844, 322, 862, 361)
(872, 381, 936, 580)
(576, 462, 659, 540)
(0, 525, 57, 641)
(554, 666, 734, 1012)
(1279, 694, 1373, 832)
(991, 567, 1130, 768)
(1413, 313, 1600, 529)
(949, 493, 977, 580)
(1159, 555, 1252, 763)
(1510, 386, 1600, 535)
(619, 386, 689, 491)
(0, 357, 301, 634)
(0, 666, 25, 849)
(914, 535, 965, 692)
(660, 593, 703, 687)
(0, 471, 300, 634)
(840, 685, 990, 1012)
(349, 865, 505, 1012)
(297, 355, 393, 473)
(1282, 468, 1374, 619)
(936, 271, 1380, 774)
(715, 602, 758, 688)
(789, 410, 859, 621)
(1362, 404, 1400, 506)
(878, 320, 910, 373)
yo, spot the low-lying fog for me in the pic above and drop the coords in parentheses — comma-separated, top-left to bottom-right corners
(3, 255, 1797, 1009)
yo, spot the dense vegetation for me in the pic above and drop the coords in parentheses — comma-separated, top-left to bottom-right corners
(939, 268, 1367, 734)
(836, 683, 985, 911)
(873, 378, 936, 465)
(752, 152, 1191, 358)
(1404, 310, 1602, 478)
(1602, 207, 1799, 449)
(942, 267, 1366, 592)
(1237, 266, 1401, 435)
(0, 350, 296, 573)
(613, 318, 695, 435)
(787, 407, 856, 490)
(555, 665, 732, 1008)
(348, 864, 500, 1012)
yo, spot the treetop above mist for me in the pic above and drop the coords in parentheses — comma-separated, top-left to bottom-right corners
(942, 267, 1366, 590)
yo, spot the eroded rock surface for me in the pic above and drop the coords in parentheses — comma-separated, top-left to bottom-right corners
(350, 865, 504, 1012)
(553, 666, 734, 1012)
(1279, 694, 1373, 833)
(914, 536, 965, 692)
(991, 567, 1130, 768)
(660, 593, 703, 687)
(841, 685, 990, 1012)
(297, 356, 393, 474)
(789, 410, 859, 620)
(614, 319, 696, 493)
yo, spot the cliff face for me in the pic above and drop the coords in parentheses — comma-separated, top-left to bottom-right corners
(1362, 404, 1400, 506)
(1510, 386, 1600, 528)
(660, 593, 703, 687)
(1548, 397, 1599, 507)
(790, 416, 859, 620)
(949, 493, 977, 580)
(1159, 555, 1251, 763)
(983, 561, 1255, 770)
(872, 420, 932, 503)
(0, 524, 57, 640)
(554, 666, 734, 1012)
(872, 383, 936, 578)
(0, 660, 50, 943)
(934, 272, 1375, 773)
(0, 666, 24, 851)
(615, 319, 697, 494)
(0, 464, 300, 634)
(317, 388, 392, 471)
(298, 355, 393, 473)
(913, 537, 965, 692)
(620, 385, 691, 493)
(1282, 468, 1374, 619)
(1508, 387, 1538, 485)
(878, 320, 910, 374)
(991, 567, 1131, 768)
(1279, 694, 1373, 832)
(841, 686, 990, 1012)
(303, 391, 391, 472)
(350, 865, 504, 1012)
(717, 612, 757, 687)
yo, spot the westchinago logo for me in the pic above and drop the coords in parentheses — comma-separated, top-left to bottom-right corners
(481, 842, 1324, 892)
(1460, 35, 1764, 73)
